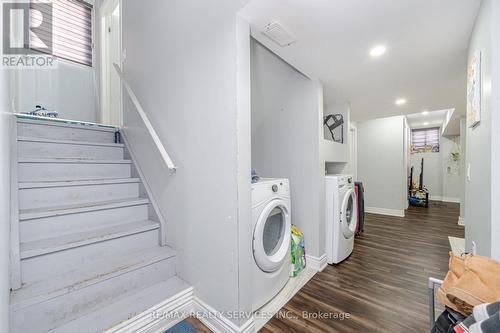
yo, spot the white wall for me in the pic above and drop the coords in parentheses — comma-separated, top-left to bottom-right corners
(120, 0, 251, 326)
(459, 118, 466, 220)
(490, 1, 500, 260)
(357, 116, 406, 215)
(410, 151, 442, 198)
(250, 39, 324, 257)
(409, 135, 461, 202)
(0, 64, 12, 333)
(12, 60, 97, 122)
(465, 0, 493, 257)
(441, 136, 462, 200)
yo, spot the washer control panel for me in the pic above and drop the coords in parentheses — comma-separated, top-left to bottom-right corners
(252, 179, 290, 206)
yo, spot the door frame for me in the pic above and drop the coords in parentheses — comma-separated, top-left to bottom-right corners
(349, 125, 358, 179)
(100, 0, 122, 126)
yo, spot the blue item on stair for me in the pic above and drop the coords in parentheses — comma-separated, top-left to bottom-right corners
(251, 170, 260, 183)
(25, 105, 59, 118)
(165, 320, 198, 333)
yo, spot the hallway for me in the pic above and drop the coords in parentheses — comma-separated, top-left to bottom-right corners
(260, 201, 464, 332)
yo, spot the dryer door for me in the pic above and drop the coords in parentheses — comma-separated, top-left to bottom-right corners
(253, 199, 291, 273)
(340, 188, 357, 239)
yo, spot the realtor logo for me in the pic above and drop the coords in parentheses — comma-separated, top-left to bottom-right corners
(2, 1, 56, 68)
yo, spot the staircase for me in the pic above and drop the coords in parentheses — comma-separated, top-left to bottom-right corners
(10, 116, 189, 333)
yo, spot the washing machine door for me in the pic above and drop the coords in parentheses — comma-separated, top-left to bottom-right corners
(253, 199, 291, 273)
(340, 188, 357, 239)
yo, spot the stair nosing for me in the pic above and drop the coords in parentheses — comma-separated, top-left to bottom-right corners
(17, 136, 125, 148)
(19, 178, 140, 189)
(45, 277, 190, 333)
(16, 114, 119, 132)
(20, 220, 160, 260)
(11, 246, 176, 311)
(18, 158, 132, 164)
(19, 198, 150, 221)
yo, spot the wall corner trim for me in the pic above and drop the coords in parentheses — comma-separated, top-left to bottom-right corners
(104, 287, 257, 333)
(305, 254, 328, 272)
(104, 286, 195, 333)
(365, 207, 405, 217)
(193, 298, 256, 333)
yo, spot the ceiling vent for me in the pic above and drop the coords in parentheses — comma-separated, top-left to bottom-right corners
(261, 22, 296, 47)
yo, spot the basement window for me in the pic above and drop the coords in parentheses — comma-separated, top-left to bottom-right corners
(411, 127, 440, 153)
(30, 0, 93, 66)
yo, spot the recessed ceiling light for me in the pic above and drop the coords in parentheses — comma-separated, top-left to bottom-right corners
(370, 45, 386, 57)
(422, 111, 429, 115)
(395, 98, 407, 106)
(423, 122, 429, 126)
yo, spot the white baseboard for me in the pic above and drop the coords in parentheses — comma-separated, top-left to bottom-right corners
(429, 196, 461, 203)
(458, 216, 465, 226)
(105, 286, 256, 333)
(442, 197, 460, 203)
(104, 287, 195, 333)
(305, 254, 327, 272)
(193, 297, 255, 333)
(365, 207, 405, 217)
(254, 267, 316, 331)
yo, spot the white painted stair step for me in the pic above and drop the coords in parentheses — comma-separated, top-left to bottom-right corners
(19, 178, 140, 210)
(48, 277, 190, 333)
(17, 117, 118, 143)
(18, 158, 132, 182)
(12, 116, 186, 333)
(18, 136, 124, 160)
(22, 227, 161, 284)
(10, 258, 178, 333)
(20, 220, 160, 259)
(19, 197, 150, 220)
(19, 198, 150, 243)
(11, 245, 176, 309)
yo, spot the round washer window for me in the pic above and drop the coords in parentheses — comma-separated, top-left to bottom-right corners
(340, 189, 357, 239)
(345, 194, 354, 227)
(253, 200, 291, 272)
(262, 207, 285, 256)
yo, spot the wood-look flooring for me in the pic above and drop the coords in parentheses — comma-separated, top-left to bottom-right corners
(260, 201, 464, 333)
(187, 201, 463, 332)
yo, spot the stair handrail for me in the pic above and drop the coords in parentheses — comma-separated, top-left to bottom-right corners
(113, 63, 177, 171)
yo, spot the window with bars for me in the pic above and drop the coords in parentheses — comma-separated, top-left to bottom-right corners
(411, 127, 440, 153)
(30, 0, 93, 66)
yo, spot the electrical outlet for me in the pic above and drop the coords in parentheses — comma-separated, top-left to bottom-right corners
(472, 241, 477, 255)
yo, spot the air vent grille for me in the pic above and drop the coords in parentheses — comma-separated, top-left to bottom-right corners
(261, 22, 296, 47)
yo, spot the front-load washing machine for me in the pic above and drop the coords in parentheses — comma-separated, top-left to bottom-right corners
(325, 174, 357, 264)
(252, 178, 291, 311)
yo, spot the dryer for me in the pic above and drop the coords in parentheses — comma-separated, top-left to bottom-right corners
(325, 174, 357, 264)
(252, 178, 291, 311)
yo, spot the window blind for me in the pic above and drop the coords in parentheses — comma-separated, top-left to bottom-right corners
(31, 0, 93, 66)
(411, 127, 440, 153)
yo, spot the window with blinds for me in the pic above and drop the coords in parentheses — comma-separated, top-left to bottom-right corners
(411, 127, 440, 153)
(30, 0, 93, 66)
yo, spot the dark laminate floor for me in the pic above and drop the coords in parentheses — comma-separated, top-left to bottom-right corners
(260, 201, 464, 333)
(185, 317, 213, 333)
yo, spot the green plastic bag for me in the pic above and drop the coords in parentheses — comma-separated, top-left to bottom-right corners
(290, 225, 306, 277)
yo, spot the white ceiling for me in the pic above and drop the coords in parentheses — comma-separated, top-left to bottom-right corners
(406, 109, 449, 129)
(240, 0, 481, 121)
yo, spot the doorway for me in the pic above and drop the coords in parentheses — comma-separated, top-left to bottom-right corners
(100, 0, 122, 126)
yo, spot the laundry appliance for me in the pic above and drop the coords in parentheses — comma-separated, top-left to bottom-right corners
(251, 178, 291, 310)
(325, 174, 357, 264)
